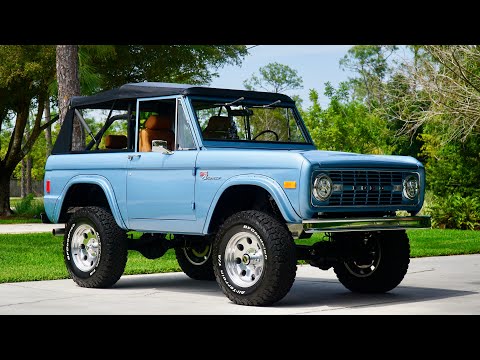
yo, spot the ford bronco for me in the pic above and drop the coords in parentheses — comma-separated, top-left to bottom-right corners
(44, 82, 431, 306)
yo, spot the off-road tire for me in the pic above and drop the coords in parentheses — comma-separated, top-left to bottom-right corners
(213, 210, 297, 306)
(175, 243, 215, 281)
(333, 230, 410, 293)
(64, 206, 128, 288)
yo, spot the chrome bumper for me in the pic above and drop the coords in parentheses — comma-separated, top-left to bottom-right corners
(301, 216, 431, 233)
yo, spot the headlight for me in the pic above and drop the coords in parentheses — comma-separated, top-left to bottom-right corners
(313, 174, 333, 201)
(403, 175, 419, 200)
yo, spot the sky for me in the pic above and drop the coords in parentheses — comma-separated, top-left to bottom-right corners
(209, 45, 355, 108)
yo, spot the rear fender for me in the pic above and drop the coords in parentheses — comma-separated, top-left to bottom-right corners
(53, 175, 127, 229)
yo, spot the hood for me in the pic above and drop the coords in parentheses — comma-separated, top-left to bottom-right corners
(301, 150, 422, 170)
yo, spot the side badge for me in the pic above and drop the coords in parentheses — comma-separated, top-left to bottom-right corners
(199, 171, 221, 181)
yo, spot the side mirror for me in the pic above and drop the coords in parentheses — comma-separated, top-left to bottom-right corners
(152, 140, 173, 155)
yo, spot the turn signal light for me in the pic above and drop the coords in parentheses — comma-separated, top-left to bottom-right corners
(283, 181, 296, 189)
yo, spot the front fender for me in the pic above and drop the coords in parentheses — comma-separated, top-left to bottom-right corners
(53, 175, 127, 229)
(202, 174, 302, 233)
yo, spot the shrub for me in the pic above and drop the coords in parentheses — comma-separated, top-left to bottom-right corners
(426, 194, 480, 230)
(13, 194, 44, 218)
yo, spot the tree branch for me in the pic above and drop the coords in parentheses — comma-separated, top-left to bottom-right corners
(450, 50, 480, 94)
(4, 103, 29, 169)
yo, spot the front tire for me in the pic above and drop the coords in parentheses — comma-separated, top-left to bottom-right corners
(213, 210, 297, 306)
(333, 230, 410, 293)
(64, 206, 128, 288)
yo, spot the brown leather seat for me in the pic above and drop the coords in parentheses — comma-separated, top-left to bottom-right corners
(105, 134, 127, 149)
(202, 116, 239, 140)
(139, 115, 175, 152)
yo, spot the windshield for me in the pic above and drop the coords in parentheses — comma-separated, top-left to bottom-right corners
(191, 99, 308, 143)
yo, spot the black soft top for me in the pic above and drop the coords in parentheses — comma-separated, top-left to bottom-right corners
(70, 82, 295, 109)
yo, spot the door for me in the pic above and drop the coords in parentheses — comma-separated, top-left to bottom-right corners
(126, 96, 199, 230)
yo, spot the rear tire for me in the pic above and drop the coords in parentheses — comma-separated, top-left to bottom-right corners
(213, 210, 297, 306)
(175, 240, 215, 281)
(64, 206, 127, 288)
(333, 230, 410, 293)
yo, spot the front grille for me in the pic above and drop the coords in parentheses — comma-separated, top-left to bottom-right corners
(327, 170, 404, 206)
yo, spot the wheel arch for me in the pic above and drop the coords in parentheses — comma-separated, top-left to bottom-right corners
(202, 175, 301, 234)
(54, 175, 127, 229)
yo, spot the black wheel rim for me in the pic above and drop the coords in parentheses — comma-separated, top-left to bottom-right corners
(344, 237, 381, 278)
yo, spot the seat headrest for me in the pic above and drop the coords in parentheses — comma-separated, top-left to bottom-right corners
(105, 134, 127, 149)
(145, 115, 172, 130)
(206, 116, 231, 131)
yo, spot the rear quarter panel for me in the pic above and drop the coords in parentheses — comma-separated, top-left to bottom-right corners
(44, 153, 130, 227)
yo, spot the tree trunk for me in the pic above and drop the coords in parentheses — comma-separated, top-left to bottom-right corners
(56, 45, 84, 150)
(44, 99, 52, 158)
(21, 158, 26, 198)
(26, 156, 32, 195)
(0, 170, 13, 216)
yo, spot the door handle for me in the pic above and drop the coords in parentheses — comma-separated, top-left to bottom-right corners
(128, 154, 141, 160)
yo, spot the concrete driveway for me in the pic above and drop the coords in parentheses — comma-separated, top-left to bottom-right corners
(1, 254, 479, 315)
(0, 223, 63, 234)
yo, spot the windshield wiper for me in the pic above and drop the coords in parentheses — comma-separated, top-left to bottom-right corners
(214, 97, 244, 107)
(262, 100, 281, 108)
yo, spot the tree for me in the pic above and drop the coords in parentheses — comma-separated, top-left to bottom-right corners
(380, 72, 429, 159)
(44, 100, 53, 158)
(302, 83, 391, 155)
(89, 45, 247, 90)
(394, 45, 480, 143)
(0, 45, 56, 215)
(243, 62, 303, 93)
(56, 45, 84, 150)
(340, 45, 397, 110)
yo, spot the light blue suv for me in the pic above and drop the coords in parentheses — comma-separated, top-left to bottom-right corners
(44, 82, 431, 306)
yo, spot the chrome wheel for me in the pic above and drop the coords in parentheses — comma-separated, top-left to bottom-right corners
(344, 238, 381, 278)
(71, 224, 101, 273)
(224, 231, 265, 288)
(184, 244, 212, 265)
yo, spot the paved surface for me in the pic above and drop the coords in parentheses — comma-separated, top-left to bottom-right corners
(1, 254, 479, 314)
(0, 223, 64, 234)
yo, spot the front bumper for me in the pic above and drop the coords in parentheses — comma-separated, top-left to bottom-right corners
(301, 216, 431, 233)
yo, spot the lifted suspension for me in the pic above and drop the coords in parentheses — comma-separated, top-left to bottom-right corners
(128, 233, 210, 260)
(295, 232, 378, 270)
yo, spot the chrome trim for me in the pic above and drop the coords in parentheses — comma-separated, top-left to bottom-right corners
(403, 174, 419, 200)
(310, 170, 421, 208)
(312, 173, 333, 201)
(302, 216, 431, 233)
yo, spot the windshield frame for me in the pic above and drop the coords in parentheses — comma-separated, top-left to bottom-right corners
(186, 95, 315, 150)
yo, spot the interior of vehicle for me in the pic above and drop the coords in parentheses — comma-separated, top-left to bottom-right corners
(192, 100, 308, 143)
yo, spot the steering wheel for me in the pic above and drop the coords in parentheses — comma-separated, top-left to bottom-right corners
(252, 130, 279, 141)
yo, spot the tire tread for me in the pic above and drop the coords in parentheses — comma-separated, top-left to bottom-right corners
(213, 210, 297, 306)
(64, 206, 127, 288)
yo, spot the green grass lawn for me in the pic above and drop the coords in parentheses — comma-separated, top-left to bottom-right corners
(0, 217, 42, 224)
(0, 232, 181, 283)
(0, 229, 479, 284)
